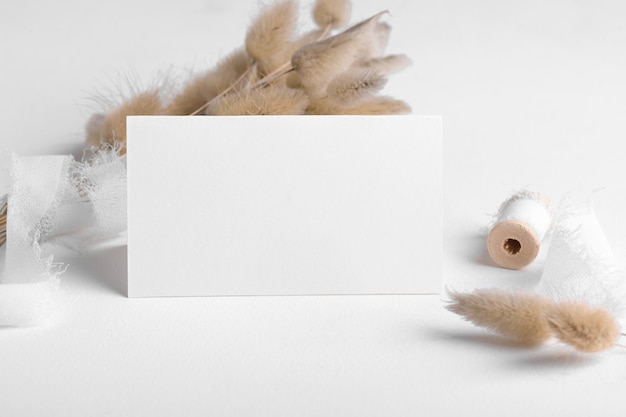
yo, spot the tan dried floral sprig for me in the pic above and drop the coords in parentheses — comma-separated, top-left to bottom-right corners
(0, 197, 7, 247)
(85, 0, 412, 154)
(446, 288, 623, 353)
(193, 3, 410, 116)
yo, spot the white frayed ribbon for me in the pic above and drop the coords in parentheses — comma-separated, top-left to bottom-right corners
(0, 148, 126, 326)
(536, 196, 626, 322)
(490, 190, 626, 322)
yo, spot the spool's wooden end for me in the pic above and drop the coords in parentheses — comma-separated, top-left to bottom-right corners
(487, 220, 540, 270)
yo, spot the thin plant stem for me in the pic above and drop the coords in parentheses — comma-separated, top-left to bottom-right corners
(190, 63, 256, 115)
(252, 64, 295, 88)
(319, 23, 332, 40)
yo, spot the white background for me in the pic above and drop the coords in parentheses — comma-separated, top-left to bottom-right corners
(2, 0, 626, 416)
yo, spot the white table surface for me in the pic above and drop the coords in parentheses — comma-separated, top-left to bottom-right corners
(2, 0, 626, 415)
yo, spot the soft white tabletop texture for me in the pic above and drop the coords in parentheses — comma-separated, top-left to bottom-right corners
(2, 0, 626, 416)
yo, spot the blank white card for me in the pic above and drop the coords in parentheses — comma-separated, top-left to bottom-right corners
(127, 116, 441, 297)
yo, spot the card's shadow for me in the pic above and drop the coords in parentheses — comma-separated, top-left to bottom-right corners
(85, 245, 127, 296)
(64, 243, 127, 296)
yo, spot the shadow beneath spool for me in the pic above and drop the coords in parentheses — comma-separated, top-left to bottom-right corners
(461, 232, 544, 291)
(467, 232, 499, 268)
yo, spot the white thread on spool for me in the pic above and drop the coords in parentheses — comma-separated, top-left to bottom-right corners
(487, 192, 551, 270)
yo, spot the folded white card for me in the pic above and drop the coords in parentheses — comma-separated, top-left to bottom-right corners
(127, 116, 441, 297)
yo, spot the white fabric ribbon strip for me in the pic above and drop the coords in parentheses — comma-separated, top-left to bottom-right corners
(536, 197, 626, 322)
(0, 149, 126, 326)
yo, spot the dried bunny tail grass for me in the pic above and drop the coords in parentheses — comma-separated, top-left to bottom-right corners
(0, 196, 7, 248)
(545, 301, 620, 353)
(284, 28, 347, 90)
(359, 54, 412, 75)
(264, 29, 326, 90)
(245, 0, 299, 75)
(446, 289, 554, 346)
(285, 72, 303, 89)
(166, 49, 252, 115)
(304, 98, 339, 114)
(306, 96, 410, 115)
(326, 69, 387, 107)
(292, 11, 387, 98)
(293, 28, 326, 49)
(206, 84, 309, 115)
(282, 29, 326, 75)
(339, 96, 411, 115)
(363, 21, 392, 59)
(87, 89, 164, 154)
(313, 0, 352, 30)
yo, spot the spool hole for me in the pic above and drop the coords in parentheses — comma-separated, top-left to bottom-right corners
(503, 238, 521, 255)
